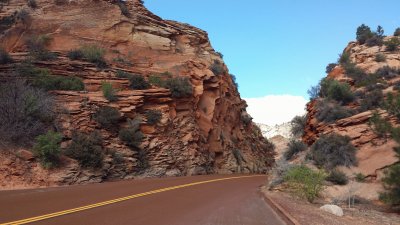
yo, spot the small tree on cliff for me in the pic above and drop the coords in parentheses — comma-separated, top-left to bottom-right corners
(356, 24, 373, 44)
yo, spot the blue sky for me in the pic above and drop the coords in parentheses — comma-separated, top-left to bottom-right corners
(146, 0, 399, 98)
(145, 1, 400, 125)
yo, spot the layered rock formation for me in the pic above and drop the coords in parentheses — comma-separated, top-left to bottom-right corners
(0, 0, 274, 189)
(303, 37, 400, 200)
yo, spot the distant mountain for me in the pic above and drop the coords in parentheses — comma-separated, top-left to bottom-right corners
(256, 122, 292, 139)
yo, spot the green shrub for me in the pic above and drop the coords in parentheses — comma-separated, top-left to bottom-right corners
(366, 35, 384, 47)
(119, 118, 143, 149)
(379, 146, 400, 210)
(384, 92, 400, 119)
(369, 112, 392, 139)
(319, 78, 354, 104)
(165, 77, 193, 98)
(33, 131, 62, 168)
(148, 75, 165, 87)
(355, 173, 366, 182)
(15, 61, 49, 77)
(101, 82, 118, 102)
(307, 84, 320, 100)
(115, 70, 132, 78)
(80, 45, 107, 68)
(384, 37, 400, 52)
(284, 165, 326, 203)
(210, 60, 224, 76)
(290, 115, 306, 138)
(0, 48, 13, 64)
(338, 52, 351, 65)
(315, 100, 354, 123)
(343, 63, 368, 86)
(129, 74, 150, 90)
(0, 79, 54, 145)
(359, 89, 383, 111)
(27, 0, 37, 8)
(375, 53, 386, 62)
(33, 74, 85, 91)
(67, 49, 84, 60)
(26, 35, 57, 61)
(230, 74, 239, 89)
(145, 109, 162, 125)
(93, 106, 121, 130)
(326, 170, 348, 185)
(394, 28, 400, 36)
(356, 24, 373, 44)
(310, 133, 357, 169)
(284, 139, 307, 160)
(66, 131, 104, 168)
(375, 66, 400, 79)
(326, 63, 337, 74)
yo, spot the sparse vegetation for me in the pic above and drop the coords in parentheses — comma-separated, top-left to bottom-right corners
(375, 53, 386, 62)
(93, 106, 121, 130)
(129, 74, 150, 90)
(376, 66, 400, 79)
(67, 49, 84, 60)
(119, 118, 143, 149)
(0, 48, 13, 64)
(27, 0, 37, 9)
(210, 60, 224, 76)
(355, 173, 366, 182)
(307, 84, 320, 100)
(284, 165, 326, 203)
(72, 45, 107, 68)
(26, 35, 57, 61)
(66, 131, 104, 169)
(290, 115, 306, 138)
(356, 24, 374, 45)
(284, 139, 307, 160)
(384, 37, 400, 52)
(326, 170, 349, 185)
(394, 28, 400, 36)
(315, 100, 354, 123)
(369, 112, 392, 139)
(359, 89, 383, 112)
(148, 75, 165, 87)
(384, 92, 400, 120)
(33, 74, 85, 91)
(338, 52, 351, 65)
(326, 63, 337, 74)
(117, 1, 131, 17)
(33, 131, 62, 168)
(319, 78, 354, 104)
(356, 24, 384, 46)
(379, 147, 400, 210)
(230, 74, 239, 89)
(145, 109, 162, 125)
(165, 77, 193, 98)
(0, 79, 54, 146)
(101, 81, 118, 102)
(310, 133, 357, 169)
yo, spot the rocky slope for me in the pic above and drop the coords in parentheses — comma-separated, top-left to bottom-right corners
(303, 36, 400, 200)
(0, 0, 274, 189)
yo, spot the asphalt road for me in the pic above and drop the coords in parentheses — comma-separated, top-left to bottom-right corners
(0, 175, 286, 225)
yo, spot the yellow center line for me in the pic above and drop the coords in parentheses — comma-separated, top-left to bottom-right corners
(0, 175, 264, 225)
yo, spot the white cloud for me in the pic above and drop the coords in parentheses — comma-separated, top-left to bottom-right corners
(244, 95, 308, 126)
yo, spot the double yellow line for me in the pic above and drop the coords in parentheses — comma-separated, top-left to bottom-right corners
(1, 175, 264, 225)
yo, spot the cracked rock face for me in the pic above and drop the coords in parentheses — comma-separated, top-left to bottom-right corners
(0, 0, 274, 188)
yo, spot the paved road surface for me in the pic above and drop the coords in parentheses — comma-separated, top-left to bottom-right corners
(0, 175, 286, 225)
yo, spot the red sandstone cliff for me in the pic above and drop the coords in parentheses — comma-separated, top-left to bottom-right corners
(303, 37, 400, 200)
(0, 0, 274, 189)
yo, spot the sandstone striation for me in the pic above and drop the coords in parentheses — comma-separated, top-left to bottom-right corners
(0, 0, 274, 189)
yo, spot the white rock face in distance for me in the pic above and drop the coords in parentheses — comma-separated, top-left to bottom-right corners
(320, 204, 344, 217)
(256, 122, 292, 139)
